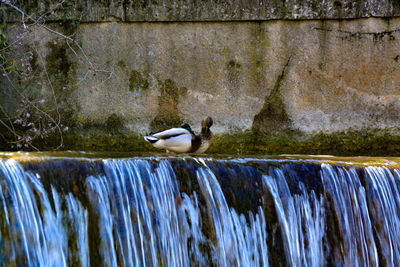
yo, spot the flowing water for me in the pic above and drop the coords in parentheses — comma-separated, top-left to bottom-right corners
(0, 153, 400, 266)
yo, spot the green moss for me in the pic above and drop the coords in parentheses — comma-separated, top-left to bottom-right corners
(149, 78, 187, 133)
(67, 113, 124, 134)
(42, 39, 78, 128)
(129, 70, 149, 92)
(252, 57, 291, 132)
(227, 60, 241, 70)
(117, 60, 126, 69)
(226, 60, 241, 97)
(46, 42, 71, 81)
(60, 130, 154, 152)
(3, 118, 400, 156)
(60, 128, 400, 156)
(105, 113, 123, 130)
(208, 129, 400, 157)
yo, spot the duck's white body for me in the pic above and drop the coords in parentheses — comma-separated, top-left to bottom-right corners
(144, 117, 214, 153)
(144, 128, 192, 153)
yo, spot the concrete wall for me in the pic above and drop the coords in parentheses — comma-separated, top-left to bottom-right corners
(3, 0, 400, 22)
(2, 1, 400, 154)
(87, 18, 400, 134)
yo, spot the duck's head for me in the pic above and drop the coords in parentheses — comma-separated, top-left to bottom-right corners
(180, 123, 194, 134)
(201, 116, 213, 128)
(201, 117, 213, 136)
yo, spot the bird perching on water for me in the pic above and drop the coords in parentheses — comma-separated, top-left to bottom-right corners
(144, 117, 213, 153)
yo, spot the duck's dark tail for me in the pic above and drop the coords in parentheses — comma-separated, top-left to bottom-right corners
(144, 136, 158, 144)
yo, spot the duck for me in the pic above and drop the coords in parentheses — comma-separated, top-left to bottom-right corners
(144, 116, 213, 153)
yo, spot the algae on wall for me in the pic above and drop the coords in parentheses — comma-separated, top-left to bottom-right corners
(2, 1, 400, 155)
(3, 0, 400, 22)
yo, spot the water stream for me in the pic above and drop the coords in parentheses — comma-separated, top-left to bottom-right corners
(0, 153, 399, 266)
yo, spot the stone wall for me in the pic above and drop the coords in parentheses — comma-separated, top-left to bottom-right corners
(57, 19, 400, 134)
(2, 1, 400, 155)
(2, 0, 400, 22)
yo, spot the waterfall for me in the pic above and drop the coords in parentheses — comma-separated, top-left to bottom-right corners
(263, 167, 324, 267)
(321, 164, 378, 266)
(0, 154, 400, 266)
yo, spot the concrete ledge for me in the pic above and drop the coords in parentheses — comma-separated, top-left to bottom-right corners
(2, 0, 400, 23)
(2, 128, 399, 156)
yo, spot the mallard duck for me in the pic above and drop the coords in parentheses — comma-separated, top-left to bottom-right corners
(144, 116, 213, 153)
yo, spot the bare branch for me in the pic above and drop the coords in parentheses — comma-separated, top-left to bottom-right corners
(1, 0, 113, 77)
(31, 39, 61, 124)
(0, 0, 114, 151)
(1, 65, 64, 150)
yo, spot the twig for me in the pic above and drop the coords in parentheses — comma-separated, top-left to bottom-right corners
(1, 65, 64, 149)
(0, 0, 114, 150)
(31, 39, 61, 125)
(1, 0, 106, 72)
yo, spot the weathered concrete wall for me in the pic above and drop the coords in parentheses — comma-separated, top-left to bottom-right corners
(6, 18, 400, 130)
(2, 0, 400, 22)
(2, 1, 400, 154)
(18, 18, 400, 134)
